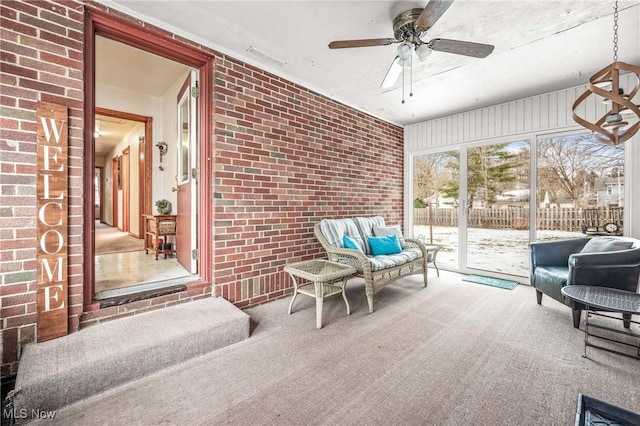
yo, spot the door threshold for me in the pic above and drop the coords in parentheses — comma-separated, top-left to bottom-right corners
(95, 276, 194, 308)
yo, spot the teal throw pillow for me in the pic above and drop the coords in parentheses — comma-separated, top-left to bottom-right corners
(343, 234, 363, 251)
(368, 234, 402, 256)
(580, 237, 633, 253)
(373, 225, 407, 249)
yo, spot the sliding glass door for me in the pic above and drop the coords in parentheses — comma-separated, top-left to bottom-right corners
(412, 151, 459, 269)
(464, 141, 530, 276)
(411, 132, 625, 279)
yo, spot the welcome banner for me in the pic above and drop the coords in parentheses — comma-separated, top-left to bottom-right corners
(36, 101, 68, 341)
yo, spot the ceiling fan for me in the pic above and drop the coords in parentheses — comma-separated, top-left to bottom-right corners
(328, 0, 495, 91)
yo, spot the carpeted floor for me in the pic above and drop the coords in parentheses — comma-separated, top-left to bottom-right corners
(95, 222, 144, 255)
(29, 271, 640, 425)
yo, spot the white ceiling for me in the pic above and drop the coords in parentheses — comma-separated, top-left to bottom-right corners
(94, 36, 189, 155)
(94, 113, 138, 157)
(99, 0, 640, 126)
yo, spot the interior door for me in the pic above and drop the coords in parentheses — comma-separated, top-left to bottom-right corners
(175, 70, 198, 273)
(95, 167, 103, 222)
(112, 156, 119, 228)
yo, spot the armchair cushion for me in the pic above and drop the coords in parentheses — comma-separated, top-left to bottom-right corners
(532, 266, 569, 302)
(580, 237, 634, 253)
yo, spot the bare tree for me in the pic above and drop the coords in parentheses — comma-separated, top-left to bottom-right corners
(413, 152, 456, 206)
(537, 134, 623, 207)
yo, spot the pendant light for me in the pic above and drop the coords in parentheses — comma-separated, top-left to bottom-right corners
(572, 0, 640, 145)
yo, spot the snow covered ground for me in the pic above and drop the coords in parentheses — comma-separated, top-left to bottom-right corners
(413, 225, 583, 278)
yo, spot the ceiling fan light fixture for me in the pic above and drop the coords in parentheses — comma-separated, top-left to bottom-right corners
(397, 42, 412, 59)
(415, 44, 432, 61)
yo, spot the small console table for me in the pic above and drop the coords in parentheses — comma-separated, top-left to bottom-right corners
(144, 214, 177, 260)
(561, 285, 640, 360)
(284, 260, 356, 329)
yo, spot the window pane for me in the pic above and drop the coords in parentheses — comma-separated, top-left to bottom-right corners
(536, 133, 624, 241)
(178, 94, 190, 183)
(413, 150, 459, 268)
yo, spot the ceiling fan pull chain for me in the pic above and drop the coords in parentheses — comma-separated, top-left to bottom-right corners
(410, 54, 414, 98)
(402, 61, 406, 104)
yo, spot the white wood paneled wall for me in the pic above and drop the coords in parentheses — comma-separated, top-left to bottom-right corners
(405, 74, 640, 237)
(405, 74, 637, 148)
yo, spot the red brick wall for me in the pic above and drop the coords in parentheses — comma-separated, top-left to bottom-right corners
(212, 57, 404, 307)
(0, 1, 404, 375)
(1, 0, 87, 376)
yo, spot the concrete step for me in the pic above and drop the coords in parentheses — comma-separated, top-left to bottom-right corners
(12, 297, 250, 419)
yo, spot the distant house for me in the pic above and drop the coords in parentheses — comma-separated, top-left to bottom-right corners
(594, 177, 624, 207)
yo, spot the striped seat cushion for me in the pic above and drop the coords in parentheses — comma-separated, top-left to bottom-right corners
(367, 247, 423, 272)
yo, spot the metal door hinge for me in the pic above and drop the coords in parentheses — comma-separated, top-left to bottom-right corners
(191, 82, 199, 98)
(192, 249, 199, 260)
(192, 168, 199, 180)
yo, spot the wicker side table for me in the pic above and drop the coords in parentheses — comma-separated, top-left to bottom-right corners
(284, 260, 357, 329)
(424, 244, 441, 277)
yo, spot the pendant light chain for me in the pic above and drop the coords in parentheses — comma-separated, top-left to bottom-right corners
(612, 0, 619, 62)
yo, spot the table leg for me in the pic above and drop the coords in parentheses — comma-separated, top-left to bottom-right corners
(584, 313, 588, 358)
(315, 281, 324, 329)
(583, 305, 591, 358)
(287, 275, 299, 315)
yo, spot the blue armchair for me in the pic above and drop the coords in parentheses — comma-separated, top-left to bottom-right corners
(529, 236, 640, 328)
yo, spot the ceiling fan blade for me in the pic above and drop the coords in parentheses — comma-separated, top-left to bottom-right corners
(381, 56, 403, 89)
(428, 38, 495, 58)
(415, 0, 454, 32)
(329, 38, 397, 49)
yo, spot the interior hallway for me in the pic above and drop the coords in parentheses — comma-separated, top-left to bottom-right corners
(94, 222, 191, 298)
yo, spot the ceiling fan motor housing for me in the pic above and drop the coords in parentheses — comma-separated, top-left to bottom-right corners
(393, 8, 425, 42)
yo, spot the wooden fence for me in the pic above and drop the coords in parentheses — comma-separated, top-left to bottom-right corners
(414, 206, 623, 232)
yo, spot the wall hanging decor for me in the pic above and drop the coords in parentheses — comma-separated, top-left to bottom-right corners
(156, 141, 168, 171)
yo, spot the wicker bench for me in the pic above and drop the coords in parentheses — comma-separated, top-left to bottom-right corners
(314, 216, 429, 313)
